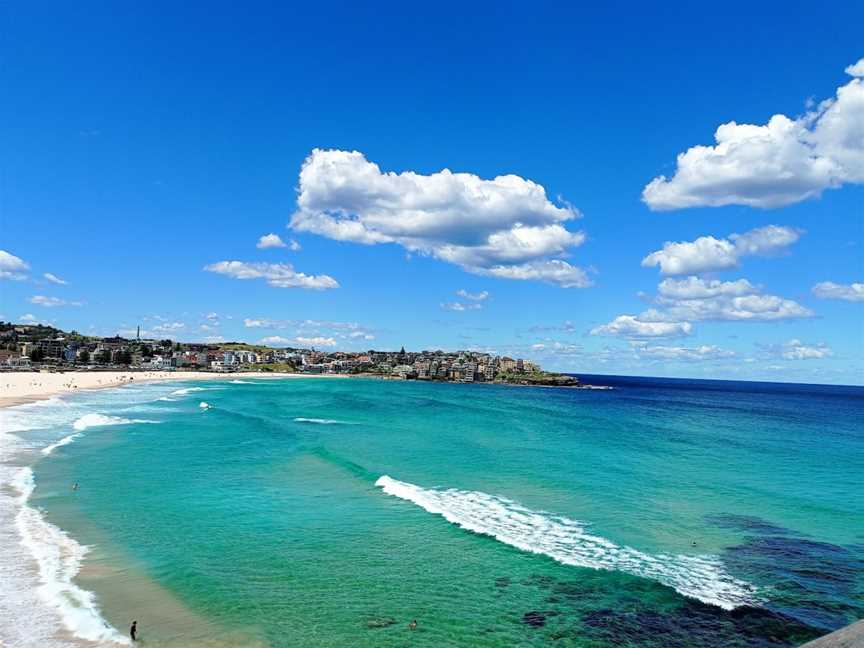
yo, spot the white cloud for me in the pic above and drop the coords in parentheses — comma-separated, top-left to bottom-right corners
(441, 301, 482, 311)
(43, 272, 67, 285)
(244, 318, 271, 328)
(642, 225, 801, 275)
(203, 312, 220, 321)
(260, 334, 337, 348)
(653, 277, 812, 321)
(289, 149, 590, 287)
(257, 233, 288, 249)
(246, 318, 375, 344)
(476, 259, 592, 288)
(151, 321, 185, 333)
(295, 336, 337, 347)
(780, 339, 833, 360)
(19, 313, 40, 323)
(0, 250, 29, 281)
(657, 277, 758, 299)
(287, 239, 302, 251)
(634, 344, 736, 361)
(591, 315, 693, 339)
(847, 58, 864, 77)
(456, 289, 489, 301)
(259, 336, 293, 346)
(812, 281, 864, 302)
(28, 295, 83, 308)
(643, 60, 864, 210)
(204, 261, 338, 290)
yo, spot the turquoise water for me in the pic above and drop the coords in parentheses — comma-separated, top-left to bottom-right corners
(6, 376, 864, 647)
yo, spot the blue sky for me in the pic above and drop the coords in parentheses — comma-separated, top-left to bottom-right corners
(2, 2, 862, 384)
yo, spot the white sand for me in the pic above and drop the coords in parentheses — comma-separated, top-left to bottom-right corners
(0, 370, 342, 409)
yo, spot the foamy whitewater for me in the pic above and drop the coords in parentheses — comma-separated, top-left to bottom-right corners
(0, 383, 177, 647)
(375, 475, 758, 609)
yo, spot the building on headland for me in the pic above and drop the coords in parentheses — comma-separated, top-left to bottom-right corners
(1, 321, 562, 384)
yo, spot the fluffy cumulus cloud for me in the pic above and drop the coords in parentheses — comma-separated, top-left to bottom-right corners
(591, 315, 693, 339)
(246, 318, 375, 343)
(442, 289, 490, 311)
(257, 233, 288, 249)
(643, 59, 864, 210)
(812, 281, 864, 302)
(204, 261, 338, 290)
(28, 295, 83, 308)
(0, 250, 29, 280)
(43, 272, 67, 285)
(456, 289, 489, 301)
(260, 335, 336, 348)
(634, 344, 736, 362)
(652, 277, 812, 321)
(780, 339, 833, 360)
(151, 321, 185, 333)
(642, 225, 802, 275)
(441, 301, 482, 311)
(289, 149, 590, 287)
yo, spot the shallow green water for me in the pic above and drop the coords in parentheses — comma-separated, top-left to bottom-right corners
(12, 376, 864, 646)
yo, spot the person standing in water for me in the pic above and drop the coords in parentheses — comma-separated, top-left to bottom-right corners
(130, 620, 138, 641)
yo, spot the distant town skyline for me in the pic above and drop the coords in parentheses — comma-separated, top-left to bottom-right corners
(2, 3, 862, 384)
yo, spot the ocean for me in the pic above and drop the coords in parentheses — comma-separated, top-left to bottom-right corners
(1, 375, 862, 647)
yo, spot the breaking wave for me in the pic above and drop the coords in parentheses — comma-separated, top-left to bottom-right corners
(41, 433, 83, 456)
(293, 417, 351, 425)
(375, 475, 757, 610)
(4, 468, 129, 646)
(72, 413, 158, 431)
(171, 386, 212, 396)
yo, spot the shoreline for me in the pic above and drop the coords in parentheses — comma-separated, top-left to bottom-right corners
(0, 370, 345, 409)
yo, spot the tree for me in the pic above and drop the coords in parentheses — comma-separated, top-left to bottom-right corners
(78, 349, 90, 364)
(29, 347, 45, 362)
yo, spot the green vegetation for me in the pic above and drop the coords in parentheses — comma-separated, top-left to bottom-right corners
(495, 370, 580, 387)
(256, 363, 296, 373)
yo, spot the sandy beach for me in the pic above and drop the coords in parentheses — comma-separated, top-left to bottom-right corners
(0, 371, 341, 409)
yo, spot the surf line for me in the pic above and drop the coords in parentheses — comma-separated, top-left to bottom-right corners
(375, 475, 757, 610)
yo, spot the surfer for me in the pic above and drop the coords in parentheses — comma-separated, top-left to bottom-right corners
(409, 619, 417, 631)
(130, 620, 138, 641)
(72, 482, 79, 491)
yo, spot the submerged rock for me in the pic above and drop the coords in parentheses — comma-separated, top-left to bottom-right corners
(364, 616, 397, 629)
(522, 611, 547, 628)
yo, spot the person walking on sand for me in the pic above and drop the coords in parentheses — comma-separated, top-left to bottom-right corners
(130, 620, 138, 641)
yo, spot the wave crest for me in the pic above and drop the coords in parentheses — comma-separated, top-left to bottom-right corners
(375, 475, 757, 610)
(293, 417, 349, 425)
(72, 413, 157, 431)
(10, 468, 130, 645)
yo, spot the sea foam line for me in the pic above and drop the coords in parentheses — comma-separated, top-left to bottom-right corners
(6, 468, 129, 646)
(375, 475, 758, 610)
(72, 413, 159, 432)
(293, 417, 350, 425)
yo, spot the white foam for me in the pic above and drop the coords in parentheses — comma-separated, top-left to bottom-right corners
(0, 463, 129, 647)
(293, 417, 348, 425)
(229, 380, 253, 384)
(41, 434, 83, 456)
(375, 475, 757, 610)
(199, 402, 212, 410)
(11, 468, 131, 645)
(72, 413, 158, 432)
(171, 386, 211, 396)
